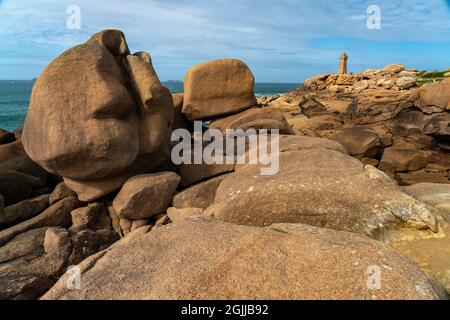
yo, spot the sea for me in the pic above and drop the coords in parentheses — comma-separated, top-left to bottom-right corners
(0, 80, 299, 132)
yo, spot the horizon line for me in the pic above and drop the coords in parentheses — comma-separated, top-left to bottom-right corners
(0, 79, 303, 84)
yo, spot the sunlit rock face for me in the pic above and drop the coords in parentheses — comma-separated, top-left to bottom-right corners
(22, 30, 174, 201)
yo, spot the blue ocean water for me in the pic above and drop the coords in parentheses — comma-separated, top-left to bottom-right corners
(0, 80, 299, 132)
(0, 81, 33, 132)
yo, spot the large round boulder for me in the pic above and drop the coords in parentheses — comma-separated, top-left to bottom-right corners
(42, 217, 443, 300)
(22, 30, 173, 201)
(23, 30, 137, 181)
(206, 149, 438, 237)
(182, 59, 257, 120)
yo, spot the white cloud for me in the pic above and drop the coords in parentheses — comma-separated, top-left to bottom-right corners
(0, 0, 449, 81)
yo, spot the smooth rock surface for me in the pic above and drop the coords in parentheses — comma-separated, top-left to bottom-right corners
(42, 218, 443, 300)
(182, 59, 257, 120)
(69, 203, 112, 234)
(0, 140, 48, 205)
(0, 195, 50, 230)
(0, 227, 71, 300)
(0, 197, 82, 247)
(172, 174, 229, 209)
(113, 172, 180, 220)
(209, 107, 293, 135)
(49, 182, 77, 205)
(166, 207, 204, 222)
(207, 149, 438, 237)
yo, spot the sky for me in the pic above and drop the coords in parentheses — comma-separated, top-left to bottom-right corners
(0, 0, 450, 82)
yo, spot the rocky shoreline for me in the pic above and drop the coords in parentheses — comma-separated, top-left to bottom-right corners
(259, 64, 450, 186)
(0, 30, 449, 300)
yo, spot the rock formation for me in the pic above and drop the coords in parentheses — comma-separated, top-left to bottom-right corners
(42, 218, 443, 300)
(260, 63, 450, 186)
(182, 59, 257, 120)
(206, 149, 437, 237)
(0, 30, 449, 300)
(22, 30, 173, 202)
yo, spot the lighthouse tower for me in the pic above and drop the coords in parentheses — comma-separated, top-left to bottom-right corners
(338, 52, 348, 74)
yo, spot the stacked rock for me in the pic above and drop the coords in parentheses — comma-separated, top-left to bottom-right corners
(260, 64, 450, 186)
(1, 31, 449, 299)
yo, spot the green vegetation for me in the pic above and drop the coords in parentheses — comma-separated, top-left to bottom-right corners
(417, 69, 450, 86)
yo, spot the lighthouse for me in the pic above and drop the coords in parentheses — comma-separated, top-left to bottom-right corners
(338, 52, 348, 74)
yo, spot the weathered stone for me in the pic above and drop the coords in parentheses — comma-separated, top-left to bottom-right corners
(386, 192, 450, 299)
(424, 113, 450, 136)
(183, 59, 257, 120)
(107, 205, 122, 236)
(0, 197, 82, 247)
(434, 271, 450, 296)
(0, 195, 50, 230)
(288, 113, 343, 137)
(298, 96, 327, 116)
(42, 218, 443, 300)
(167, 207, 204, 222)
(383, 64, 405, 73)
(178, 162, 235, 187)
(13, 126, 22, 140)
(209, 107, 292, 135)
(119, 218, 132, 236)
(333, 74, 361, 86)
(172, 174, 229, 209)
(68, 229, 119, 266)
(0, 227, 71, 300)
(396, 170, 449, 186)
(353, 80, 370, 92)
(0, 195, 4, 223)
(361, 157, 380, 167)
(379, 147, 432, 173)
(131, 219, 150, 232)
(206, 149, 438, 237)
(276, 135, 347, 153)
(69, 203, 112, 234)
(125, 52, 174, 157)
(153, 214, 170, 227)
(22, 30, 172, 202)
(396, 77, 417, 89)
(350, 88, 415, 124)
(332, 126, 380, 158)
(257, 95, 280, 107)
(172, 93, 192, 131)
(23, 30, 136, 181)
(113, 172, 180, 220)
(0, 140, 48, 205)
(235, 134, 347, 170)
(63, 150, 169, 202)
(49, 182, 77, 205)
(0, 175, 33, 207)
(416, 78, 450, 111)
(0, 228, 48, 264)
(0, 129, 15, 145)
(401, 183, 450, 221)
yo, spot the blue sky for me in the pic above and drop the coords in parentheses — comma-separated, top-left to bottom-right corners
(0, 0, 450, 82)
